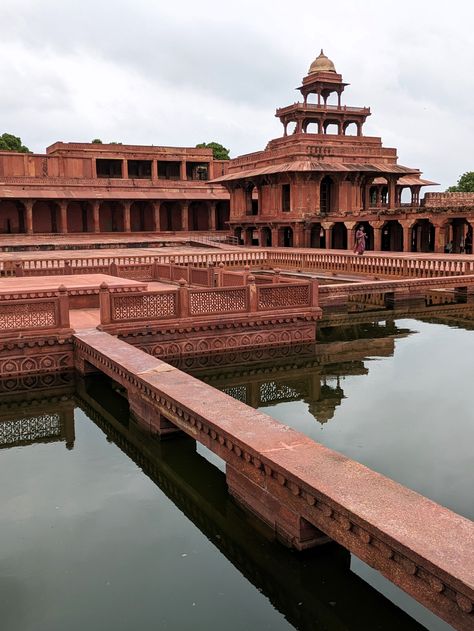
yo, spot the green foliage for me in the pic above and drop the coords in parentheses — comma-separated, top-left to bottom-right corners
(447, 171, 474, 192)
(196, 141, 230, 160)
(91, 138, 103, 144)
(0, 133, 31, 153)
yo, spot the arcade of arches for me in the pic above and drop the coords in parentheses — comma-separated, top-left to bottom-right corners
(233, 218, 474, 253)
(0, 199, 230, 235)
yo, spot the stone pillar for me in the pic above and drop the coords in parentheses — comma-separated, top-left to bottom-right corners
(59, 200, 68, 234)
(181, 202, 189, 231)
(401, 222, 413, 253)
(152, 201, 161, 231)
(122, 160, 127, 178)
(123, 201, 131, 233)
(363, 184, 371, 210)
(345, 222, 356, 251)
(388, 177, 397, 210)
(433, 222, 446, 254)
(271, 227, 279, 247)
(293, 224, 305, 248)
(151, 160, 158, 181)
(372, 221, 384, 252)
(92, 201, 100, 233)
(321, 222, 333, 249)
(25, 200, 34, 234)
(376, 187, 382, 208)
(209, 201, 216, 231)
(180, 161, 187, 181)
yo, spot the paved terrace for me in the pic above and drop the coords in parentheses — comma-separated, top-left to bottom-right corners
(73, 329, 474, 631)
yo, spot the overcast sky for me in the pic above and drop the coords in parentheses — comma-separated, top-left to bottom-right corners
(1, 0, 473, 190)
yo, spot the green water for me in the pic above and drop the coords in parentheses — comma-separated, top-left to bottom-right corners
(0, 304, 472, 631)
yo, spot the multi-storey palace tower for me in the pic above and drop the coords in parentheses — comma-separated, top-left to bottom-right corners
(215, 51, 446, 252)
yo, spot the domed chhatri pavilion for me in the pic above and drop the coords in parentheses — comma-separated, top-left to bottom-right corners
(215, 51, 472, 253)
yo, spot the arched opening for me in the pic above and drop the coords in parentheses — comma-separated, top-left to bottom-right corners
(0, 200, 25, 233)
(343, 122, 358, 136)
(310, 223, 326, 248)
(287, 122, 298, 135)
(320, 176, 333, 214)
(446, 218, 471, 253)
(188, 202, 210, 231)
(305, 122, 320, 134)
(354, 222, 374, 251)
(325, 92, 339, 106)
(279, 227, 293, 247)
(66, 201, 93, 233)
(382, 221, 403, 252)
(260, 227, 272, 247)
(159, 202, 182, 231)
(399, 186, 411, 204)
(99, 202, 124, 232)
(411, 219, 435, 252)
(130, 202, 154, 232)
(32, 201, 59, 233)
(323, 121, 340, 135)
(216, 201, 230, 230)
(332, 222, 347, 249)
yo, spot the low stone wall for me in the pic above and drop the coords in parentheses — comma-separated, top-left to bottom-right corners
(424, 192, 474, 209)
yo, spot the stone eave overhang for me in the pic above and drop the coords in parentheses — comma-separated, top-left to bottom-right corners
(212, 161, 419, 183)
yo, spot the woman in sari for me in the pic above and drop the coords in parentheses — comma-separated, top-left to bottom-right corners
(353, 225, 366, 255)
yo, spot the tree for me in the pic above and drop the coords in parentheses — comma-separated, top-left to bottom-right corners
(196, 141, 230, 160)
(91, 138, 103, 144)
(447, 172, 474, 192)
(0, 133, 31, 153)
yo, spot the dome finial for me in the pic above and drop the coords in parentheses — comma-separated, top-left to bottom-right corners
(308, 49, 337, 75)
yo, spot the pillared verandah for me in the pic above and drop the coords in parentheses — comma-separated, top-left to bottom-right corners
(214, 50, 473, 254)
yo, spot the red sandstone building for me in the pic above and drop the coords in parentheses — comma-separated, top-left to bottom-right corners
(0, 143, 230, 236)
(0, 50, 473, 253)
(215, 51, 474, 254)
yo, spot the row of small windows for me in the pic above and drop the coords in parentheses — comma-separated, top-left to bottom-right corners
(96, 159, 209, 181)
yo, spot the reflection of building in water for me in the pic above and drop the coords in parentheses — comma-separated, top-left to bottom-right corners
(192, 323, 405, 425)
(0, 373, 75, 449)
(73, 375, 424, 631)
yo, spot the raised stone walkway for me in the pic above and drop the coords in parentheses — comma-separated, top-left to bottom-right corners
(74, 328, 474, 631)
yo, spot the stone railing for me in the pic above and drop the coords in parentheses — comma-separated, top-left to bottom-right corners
(73, 329, 474, 631)
(99, 278, 319, 328)
(0, 287, 70, 333)
(265, 249, 474, 277)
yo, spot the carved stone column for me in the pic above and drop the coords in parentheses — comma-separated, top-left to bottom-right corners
(372, 221, 384, 252)
(209, 201, 216, 231)
(59, 200, 68, 234)
(344, 221, 357, 251)
(123, 201, 131, 233)
(152, 201, 161, 231)
(25, 200, 34, 234)
(92, 201, 100, 233)
(181, 202, 189, 231)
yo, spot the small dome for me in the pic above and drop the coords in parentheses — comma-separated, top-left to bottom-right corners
(308, 49, 336, 74)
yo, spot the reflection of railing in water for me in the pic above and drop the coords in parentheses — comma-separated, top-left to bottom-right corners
(75, 378, 426, 631)
(0, 412, 61, 448)
(0, 388, 75, 449)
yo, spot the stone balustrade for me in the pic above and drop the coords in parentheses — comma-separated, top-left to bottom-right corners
(0, 287, 70, 333)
